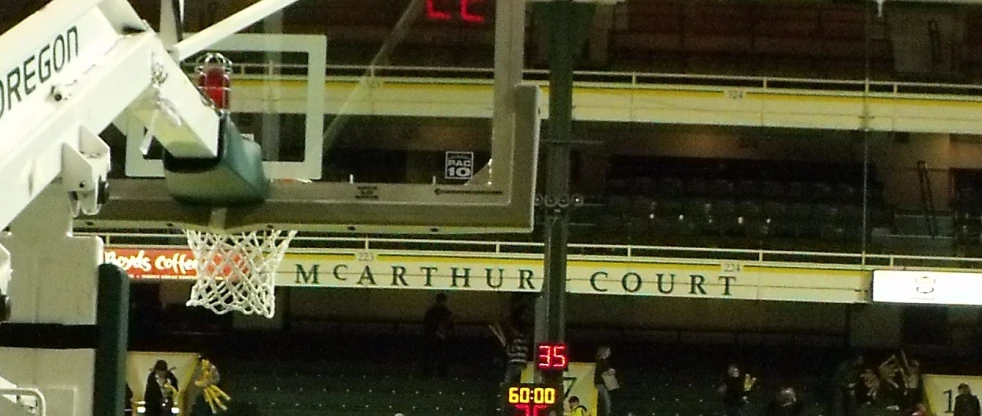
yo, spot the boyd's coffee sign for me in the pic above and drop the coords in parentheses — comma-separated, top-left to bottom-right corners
(278, 252, 868, 302)
(104, 249, 198, 280)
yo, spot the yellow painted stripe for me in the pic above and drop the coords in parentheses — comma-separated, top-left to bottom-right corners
(378, 255, 534, 265)
(748, 92, 982, 108)
(377, 255, 710, 270)
(236, 79, 981, 107)
(632, 89, 728, 99)
(284, 253, 352, 261)
(744, 265, 866, 276)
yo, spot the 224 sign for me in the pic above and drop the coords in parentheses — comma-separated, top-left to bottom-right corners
(445, 151, 475, 180)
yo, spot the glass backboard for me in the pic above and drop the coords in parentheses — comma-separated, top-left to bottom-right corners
(89, 0, 541, 234)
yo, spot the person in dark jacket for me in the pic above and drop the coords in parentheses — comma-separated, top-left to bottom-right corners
(719, 364, 755, 416)
(595, 346, 615, 416)
(766, 387, 805, 416)
(422, 293, 454, 378)
(955, 384, 981, 416)
(125, 384, 133, 415)
(829, 354, 864, 416)
(144, 360, 179, 416)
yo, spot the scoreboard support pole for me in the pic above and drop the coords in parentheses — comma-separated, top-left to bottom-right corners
(534, 0, 595, 412)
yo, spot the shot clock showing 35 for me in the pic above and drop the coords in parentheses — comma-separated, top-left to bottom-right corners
(426, 0, 488, 24)
(535, 342, 568, 372)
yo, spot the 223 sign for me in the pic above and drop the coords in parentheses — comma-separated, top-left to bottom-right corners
(504, 384, 559, 416)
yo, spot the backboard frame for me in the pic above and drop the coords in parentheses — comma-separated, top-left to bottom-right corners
(123, 33, 326, 180)
(87, 0, 541, 234)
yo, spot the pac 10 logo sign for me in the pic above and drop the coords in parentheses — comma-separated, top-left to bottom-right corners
(445, 151, 475, 180)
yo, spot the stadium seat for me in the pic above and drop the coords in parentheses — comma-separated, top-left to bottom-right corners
(656, 199, 685, 218)
(738, 200, 763, 218)
(711, 179, 735, 197)
(735, 180, 758, 198)
(607, 196, 633, 215)
(685, 199, 713, 219)
(632, 197, 657, 217)
(657, 177, 685, 196)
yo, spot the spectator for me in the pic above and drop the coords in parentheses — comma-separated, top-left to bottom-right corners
(503, 324, 529, 384)
(877, 355, 903, 410)
(910, 402, 934, 416)
(509, 295, 532, 332)
(144, 360, 179, 416)
(422, 293, 454, 378)
(766, 387, 804, 416)
(830, 354, 864, 416)
(569, 396, 591, 416)
(955, 384, 981, 416)
(858, 368, 881, 406)
(189, 357, 226, 416)
(594, 346, 616, 416)
(125, 384, 133, 415)
(900, 351, 922, 409)
(719, 364, 755, 416)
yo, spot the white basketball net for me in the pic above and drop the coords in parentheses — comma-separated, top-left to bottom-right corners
(184, 229, 297, 318)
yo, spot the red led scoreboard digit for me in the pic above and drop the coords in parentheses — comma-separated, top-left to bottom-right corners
(426, 0, 486, 24)
(505, 384, 558, 416)
(535, 342, 568, 372)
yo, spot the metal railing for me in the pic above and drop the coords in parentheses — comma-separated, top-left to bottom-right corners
(198, 61, 982, 99)
(83, 230, 982, 272)
(0, 386, 46, 416)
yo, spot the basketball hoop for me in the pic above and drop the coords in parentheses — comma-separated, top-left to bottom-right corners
(184, 229, 296, 318)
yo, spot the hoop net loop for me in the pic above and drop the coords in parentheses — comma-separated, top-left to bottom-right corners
(184, 229, 297, 318)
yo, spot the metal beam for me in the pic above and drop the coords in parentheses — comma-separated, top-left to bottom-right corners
(91, 264, 128, 416)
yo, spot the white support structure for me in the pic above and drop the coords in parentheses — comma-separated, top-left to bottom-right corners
(0, 373, 47, 416)
(0, 0, 225, 233)
(0, 187, 102, 416)
(0, 0, 299, 414)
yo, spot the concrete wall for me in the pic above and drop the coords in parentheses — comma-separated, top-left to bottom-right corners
(283, 287, 848, 335)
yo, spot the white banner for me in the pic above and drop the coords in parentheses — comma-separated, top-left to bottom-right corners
(922, 374, 982, 415)
(276, 252, 868, 302)
(873, 270, 982, 306)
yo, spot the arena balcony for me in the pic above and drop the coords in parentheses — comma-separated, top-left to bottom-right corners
(12, 0, 980, 274)
(154, 0, 982, 83)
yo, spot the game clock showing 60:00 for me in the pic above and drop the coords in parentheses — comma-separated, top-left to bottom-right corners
(505, 384, 559, 416)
